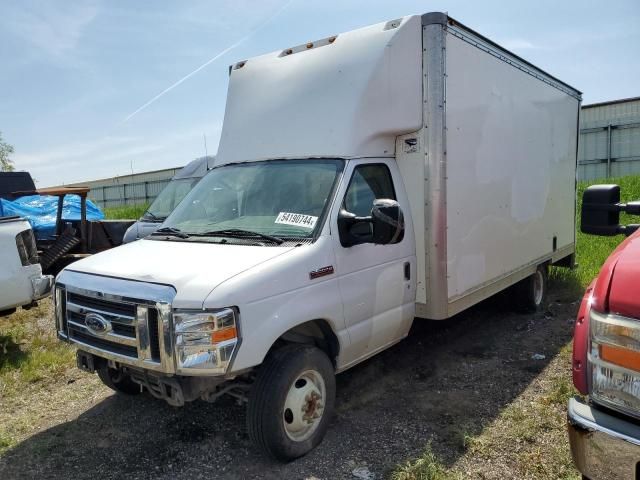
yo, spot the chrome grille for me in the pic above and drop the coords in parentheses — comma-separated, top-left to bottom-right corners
(66, 292, 138, 359)
(69, 327, 138, 357)
(55, 270, 177, 374)
(67, 291, 136, 317)
(65, 291, 160, 362)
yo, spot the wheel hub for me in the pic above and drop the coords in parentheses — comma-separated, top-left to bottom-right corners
(283, 370, 326, 441)
(533, 270, 544, 305)
(302, 390, 323, 423)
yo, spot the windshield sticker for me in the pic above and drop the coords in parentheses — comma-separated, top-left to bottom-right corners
(275, 212, 318, 229)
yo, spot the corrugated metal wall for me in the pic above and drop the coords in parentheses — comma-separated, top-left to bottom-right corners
(579, 97, 640, 181)
(64, 167, 180, 209)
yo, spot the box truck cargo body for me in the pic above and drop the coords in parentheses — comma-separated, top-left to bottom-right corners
(54, 13, 580, 460)
(218, 12, 581, 319)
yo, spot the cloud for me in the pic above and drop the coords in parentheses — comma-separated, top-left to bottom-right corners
(13, 122, 223, 186)
(2, 1, 99, 58)
(14, 135, 135, 168)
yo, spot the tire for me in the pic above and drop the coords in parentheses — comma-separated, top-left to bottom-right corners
(514, 264, 548, 313)
(247, 344, 336, 461)
(97, 367, 142, 395)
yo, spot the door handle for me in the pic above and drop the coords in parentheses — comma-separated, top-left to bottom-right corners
(404, 262, 410, 280)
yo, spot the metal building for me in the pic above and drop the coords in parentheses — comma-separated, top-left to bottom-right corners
(579, 96, 640, 181)
(65, 166, 181, 208)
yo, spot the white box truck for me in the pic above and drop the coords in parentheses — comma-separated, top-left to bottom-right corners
(54, 12, 580, 460)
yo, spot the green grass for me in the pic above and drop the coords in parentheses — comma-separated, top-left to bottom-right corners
(0, 303, 75, 397)
(547, 174, 640, 290)
(392, 445, 461, 480)
(102, 203, 149, 220)
(576, 175, 640, 283)
(0, 301, 76, 452)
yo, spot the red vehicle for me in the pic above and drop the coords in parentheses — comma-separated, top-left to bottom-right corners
(569, 184, 640, 480)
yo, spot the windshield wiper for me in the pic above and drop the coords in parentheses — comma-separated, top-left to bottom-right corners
(150, 227, 190, 239)
(142, 211, 165, 222)
(190, 228, 284, 245)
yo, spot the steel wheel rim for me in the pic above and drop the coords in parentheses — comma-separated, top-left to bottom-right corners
(533, 270, 544, 305)
(283, 369, 326, 442)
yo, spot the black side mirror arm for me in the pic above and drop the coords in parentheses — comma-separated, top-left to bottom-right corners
(583, 200, 640, 236)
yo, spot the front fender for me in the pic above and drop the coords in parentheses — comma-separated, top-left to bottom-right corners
(229, 278, 348, 372)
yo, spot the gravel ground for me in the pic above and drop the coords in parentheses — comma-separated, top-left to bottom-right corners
(0, 288, 578, 480)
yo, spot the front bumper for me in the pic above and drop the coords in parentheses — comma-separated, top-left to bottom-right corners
(568, 396, 640, 479)
(55, 270, 239, 377)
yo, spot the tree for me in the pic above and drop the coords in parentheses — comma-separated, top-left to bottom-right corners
(0, 131, 15, 172)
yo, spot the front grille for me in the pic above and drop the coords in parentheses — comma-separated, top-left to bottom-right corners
(68, 310, 136, 337)
(67, 292, 136, 317)
(69, 326, 138, 357)
(64, 291, 162, 363)
(148, 308, 161, 362)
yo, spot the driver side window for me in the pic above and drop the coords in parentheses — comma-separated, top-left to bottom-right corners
(344, 164, 396, 217)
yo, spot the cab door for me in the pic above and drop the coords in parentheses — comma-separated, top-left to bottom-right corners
(330, 159, 416, 368)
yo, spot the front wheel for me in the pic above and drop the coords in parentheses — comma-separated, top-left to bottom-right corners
(247, 344, 336, 461)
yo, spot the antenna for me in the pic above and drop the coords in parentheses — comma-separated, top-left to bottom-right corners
(203, 133, 209, 157)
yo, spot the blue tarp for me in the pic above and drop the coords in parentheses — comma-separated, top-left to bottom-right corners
(0, 194, 104, 240)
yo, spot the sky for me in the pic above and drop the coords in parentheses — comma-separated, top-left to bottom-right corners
(1, 0, 639, 187)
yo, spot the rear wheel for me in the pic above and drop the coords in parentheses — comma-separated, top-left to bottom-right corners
(247, 344, 335, 461)
(514, 264, 548, 313)
(97, 367, 142, 395)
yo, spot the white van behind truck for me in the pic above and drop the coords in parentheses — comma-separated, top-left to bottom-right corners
(122, 155, 214, 243)
(54, 12, 580, 460)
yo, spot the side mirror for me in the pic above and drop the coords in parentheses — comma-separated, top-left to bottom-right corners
(371, 199, 404, 245)
(337, 199, 404, 247)
(581, 185, 620, 236)
(582, 184, 640, 236)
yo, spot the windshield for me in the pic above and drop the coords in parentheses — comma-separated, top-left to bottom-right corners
(143, 177, 201, 221)
(163, 159, 344, 239)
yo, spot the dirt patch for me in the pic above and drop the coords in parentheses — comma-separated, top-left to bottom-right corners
(0, 289, 579, 479)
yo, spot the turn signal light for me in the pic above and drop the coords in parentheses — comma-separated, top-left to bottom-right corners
(211, 327, 237, 343)
(600, 344, 640, 372)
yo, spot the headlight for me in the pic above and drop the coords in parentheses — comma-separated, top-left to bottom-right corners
(589, 309, 640, 417)
(173, 308, 239, 375)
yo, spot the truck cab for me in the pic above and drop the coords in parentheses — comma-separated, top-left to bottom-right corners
(569, 184, 640, 479)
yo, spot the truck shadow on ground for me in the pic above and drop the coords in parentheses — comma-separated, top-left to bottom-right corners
(0, 286, 579, 480)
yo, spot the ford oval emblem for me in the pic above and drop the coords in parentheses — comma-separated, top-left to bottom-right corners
(85, 313, 112, 336)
